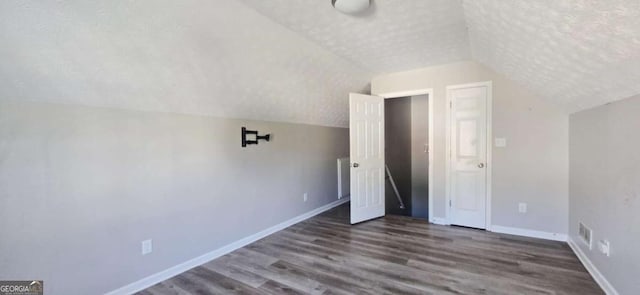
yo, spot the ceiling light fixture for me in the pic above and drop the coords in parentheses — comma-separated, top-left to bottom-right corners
(332, 0, 370, 14)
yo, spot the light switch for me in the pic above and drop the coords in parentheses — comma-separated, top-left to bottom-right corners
(495, 138, 507, 147)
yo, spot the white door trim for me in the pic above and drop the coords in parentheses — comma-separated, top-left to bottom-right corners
(376, 88, 434, 223)
(445, 82, 492, 230)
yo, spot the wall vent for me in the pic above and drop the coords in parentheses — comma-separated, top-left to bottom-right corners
(578, 222, 592, 249)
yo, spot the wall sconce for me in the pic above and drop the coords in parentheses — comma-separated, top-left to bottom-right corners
(241, 127, 271, 147)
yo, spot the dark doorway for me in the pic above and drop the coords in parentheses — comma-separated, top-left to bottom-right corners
(384, 95, 429, 219)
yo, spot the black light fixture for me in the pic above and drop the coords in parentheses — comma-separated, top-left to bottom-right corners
(241, 127, 270, 147)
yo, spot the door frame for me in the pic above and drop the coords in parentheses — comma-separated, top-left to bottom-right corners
(375, 88, 434, 222)
(445, 81, 493, 230)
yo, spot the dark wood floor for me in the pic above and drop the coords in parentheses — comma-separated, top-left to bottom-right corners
(138, 203, 603, 295)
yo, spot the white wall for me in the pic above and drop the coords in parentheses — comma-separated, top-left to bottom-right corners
(372, 61, 568, 235)
(0, 100, 348, 295)
(569, 94, 640, 295)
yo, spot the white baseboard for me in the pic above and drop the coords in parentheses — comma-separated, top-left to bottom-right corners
(567, 237, 619, 295)
(490, 225, 567, 242)
(106, 197, 350, 295)
(430, 217, 449, 225)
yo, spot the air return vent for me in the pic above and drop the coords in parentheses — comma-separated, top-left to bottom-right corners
(578, 222, 592, 249)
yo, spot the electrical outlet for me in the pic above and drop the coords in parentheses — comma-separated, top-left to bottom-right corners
(518, 203, 527, 213)
(495, 137, 507, 147)
(598, 240, 611, 256)
(142, 239, 153, 255)
(303, 193, 308, 202)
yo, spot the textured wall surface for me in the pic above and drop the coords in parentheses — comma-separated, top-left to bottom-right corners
(239, 0, 470, 73)
(570, 94, 640, 295)
(0, 100, 349, 295)
(0, 0, 371, 128)
(464, 0, 640, 113)
(372, 61, 568, 235)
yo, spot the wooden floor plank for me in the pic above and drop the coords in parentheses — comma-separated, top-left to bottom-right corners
(137, 203, 604, 295)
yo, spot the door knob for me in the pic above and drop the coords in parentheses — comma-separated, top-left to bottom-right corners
(478, 163, 485, 168)
(352, 163, 360, 168)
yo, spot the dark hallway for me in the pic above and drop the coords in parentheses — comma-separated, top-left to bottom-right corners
(384, 95, 429, 219)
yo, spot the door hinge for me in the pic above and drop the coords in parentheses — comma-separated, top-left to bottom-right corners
(449, 101, 452, 108)
(449, 200, 452, 207)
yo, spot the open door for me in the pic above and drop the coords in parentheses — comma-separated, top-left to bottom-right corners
(349, 93, 385, 224)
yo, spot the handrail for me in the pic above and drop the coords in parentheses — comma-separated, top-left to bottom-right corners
(385, 164, 406, 209)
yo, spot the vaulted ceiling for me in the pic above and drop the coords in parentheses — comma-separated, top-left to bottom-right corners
(1, 0, 639, 126)
(0, 0, 372, 127)
(238, 0, 471, 73)
(242, 0, 640, 113)
(464, 0, 640, 113)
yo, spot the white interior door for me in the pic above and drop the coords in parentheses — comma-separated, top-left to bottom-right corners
(349, 93, 385, 224)
(448, 84, 489, 229)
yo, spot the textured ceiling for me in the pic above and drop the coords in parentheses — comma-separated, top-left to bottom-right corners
(464, 0, 640, 112)
(2, 0, 640, 125)
(241, 0, 640, 112)
(0, 0, 372, 127)
(239, 0, 471, 74)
